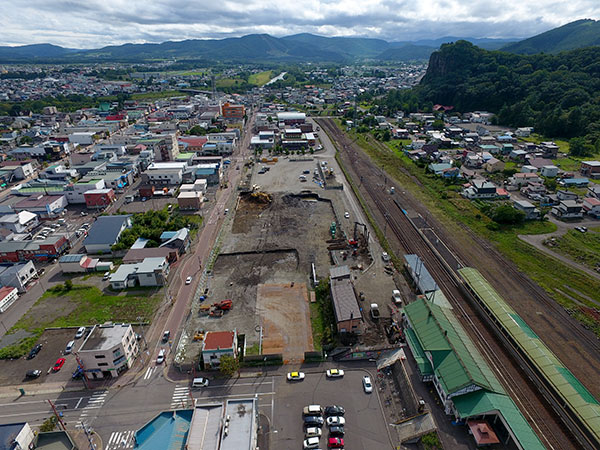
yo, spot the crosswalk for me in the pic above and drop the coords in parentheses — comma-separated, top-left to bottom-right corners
(78, 390, 107, 420)
(142, 366, 157, 380)
(106, 430, 136, 450)
(170, 385, 191, 409)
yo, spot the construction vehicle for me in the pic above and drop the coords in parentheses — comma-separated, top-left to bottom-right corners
(212, 299, 233, 311)
(199, 305, 211, 315)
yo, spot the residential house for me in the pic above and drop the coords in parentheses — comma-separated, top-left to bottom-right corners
(583, 197, 600, 218)
(429, 163, 453, 176)
(560, 178, 589, 188)
(587, 185, 600, 199)
(462, 180, 497, 200)
(63, 179, 106, 204)
(540, 142, 559, 158)
(508, 173, 542, 189)
(202, 330, 238, 370)
(108, 257, 169, 289)
(159, 228, 190, 255)
(552, 200, 583, 220)
(540, 165, 559, 178)
(122, 247, 178, 264)
(580, 161, 600, 179)
(557, 190, 579, 201)
(221, 102, 245, 120)
(521, 165, 538, 174)
(484, 157, 504, 173)
(83, 215, 131, 254)
(0, 160, 35, 179)
(78, 323, 138, 379)
(513, 200, 540, 220)
(84, 189, 115, 209)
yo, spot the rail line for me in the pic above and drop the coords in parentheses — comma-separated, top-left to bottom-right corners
(319, 118, 576, 449)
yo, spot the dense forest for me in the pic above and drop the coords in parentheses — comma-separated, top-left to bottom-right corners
(377, 41, 600, 150)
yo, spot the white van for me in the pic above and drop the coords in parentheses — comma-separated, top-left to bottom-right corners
(65, 340, 75, 354)
(192, 377, 209, 388)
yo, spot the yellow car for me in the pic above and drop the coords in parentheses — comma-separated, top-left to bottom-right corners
(287, 371, 305, 381)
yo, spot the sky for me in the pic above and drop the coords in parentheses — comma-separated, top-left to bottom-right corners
(1, 0, 599, 48)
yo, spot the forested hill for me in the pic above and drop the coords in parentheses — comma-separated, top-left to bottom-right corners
(501, 19, 600, 55)
(417, 40, 600, 142)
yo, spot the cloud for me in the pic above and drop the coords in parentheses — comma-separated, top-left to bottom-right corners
(0, 0, 598, 48)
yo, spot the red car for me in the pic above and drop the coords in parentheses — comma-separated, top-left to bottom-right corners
(52, 358, 66, 372)
(328, 437, 344, 448)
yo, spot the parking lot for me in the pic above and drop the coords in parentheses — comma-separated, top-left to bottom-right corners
(0, 328, 85, 387)
(272, 368, 391, 449)
(253, 157, 333, 193)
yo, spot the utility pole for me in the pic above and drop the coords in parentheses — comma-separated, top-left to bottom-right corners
(48, 399, 67, 431)
(74, 353, 91, 389)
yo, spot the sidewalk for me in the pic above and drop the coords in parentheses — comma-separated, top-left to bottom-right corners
(0, 381, 87, 399)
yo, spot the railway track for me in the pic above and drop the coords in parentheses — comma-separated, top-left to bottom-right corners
(319, 118, 576, 449)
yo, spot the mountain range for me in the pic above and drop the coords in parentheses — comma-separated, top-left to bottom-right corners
(0, 33, 513, 63)
(0, 19, 599, 63)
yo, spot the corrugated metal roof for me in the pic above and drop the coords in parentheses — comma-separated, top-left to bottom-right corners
(404, 254, 437, 293)
(403, 299, 504, 395)
(458, 267, 600, 443)
(404, 328, 433, 376)
(453, 391, 545, 450)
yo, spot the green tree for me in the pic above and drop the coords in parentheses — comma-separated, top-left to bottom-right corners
(64, 280, 73, 291)
(490, 205, 525, 225)
(219, 354, 240, 377)
(569, 137, 592, 156)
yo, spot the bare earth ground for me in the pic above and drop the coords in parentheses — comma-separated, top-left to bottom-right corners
(256, 283, 313, 362)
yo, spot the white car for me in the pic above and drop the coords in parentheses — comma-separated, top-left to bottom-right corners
(326, 416, 346, 426)
(305, 427, 322, 438)
(363, 375, 373, 393)
(303, 405, 322, 416)
(392, 290, 402, 305)
(75, 327, 86, 339)
(382, 252, 390, 262)
(287, 371, 305, 381)
(185, 276, 192, 285)
(344, 211, 350, 219)
(303, 436, 320, 449)
(156, 349, 166, 364)
(326, 368, 345, 378)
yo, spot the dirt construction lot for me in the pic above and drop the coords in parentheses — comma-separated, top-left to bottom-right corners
(256, 283, 313, 362)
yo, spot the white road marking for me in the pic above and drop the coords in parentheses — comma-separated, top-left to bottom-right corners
(75, 397, 83, 409)
(106, 430, 136, 450)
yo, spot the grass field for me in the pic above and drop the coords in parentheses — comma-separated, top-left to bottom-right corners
(333, 124, 600, 335)
(0, 285, 161, 358)
(248, 70, 272, 86)
(547, 230, 600, 271)
(131, 90, 187, 100)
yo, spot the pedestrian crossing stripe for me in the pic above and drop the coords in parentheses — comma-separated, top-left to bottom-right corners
(106, 430, 136, 449)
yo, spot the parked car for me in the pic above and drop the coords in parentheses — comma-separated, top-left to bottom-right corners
(303, 436, 321, 449)
(328, 437, 344, 448)
(287, 371, 305, 381)
(382, 251, 390, 262)
(52, 358, 66, 372)
(363, 375, 373, 393)
(26, 344, 42, 360)
(326, 416, 345, 427)
(392, 290, 402, 305)
(162, 330, 170, 342)
(326, 368, 344, 378)
(305, 427, 322, 438)
(75, 326, 86, 339)
(303, 415, 324, 427)
(329, 425, 344, 437)
(25, 369, 41, 379)
(65, 340, 75, 354)
(324, 405, 345, 417)
(303, 405, 323, 416)
(185, 276, 193, 285)
(102, 272, 111, 281)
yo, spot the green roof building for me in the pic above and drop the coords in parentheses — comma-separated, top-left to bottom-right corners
(403, 298, 544, 449)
